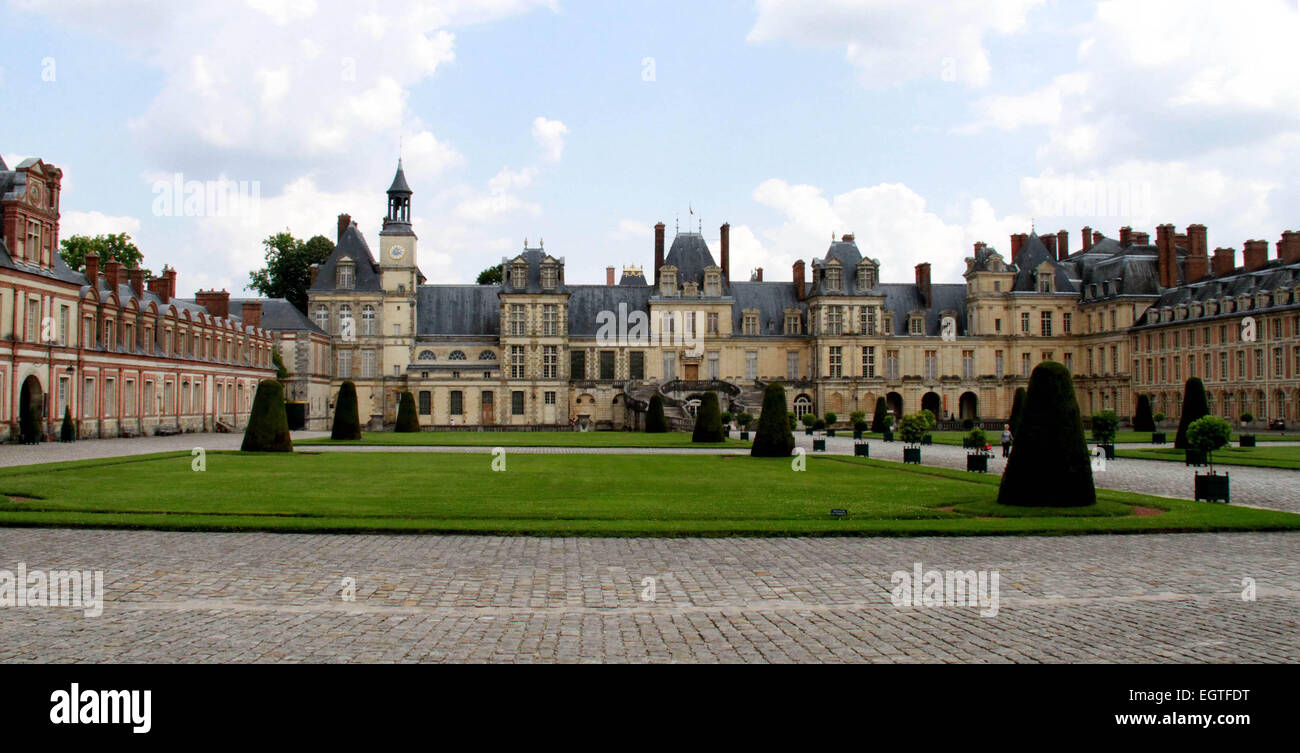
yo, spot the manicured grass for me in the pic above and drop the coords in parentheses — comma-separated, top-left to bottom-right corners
(0, 451, 1296, 536)
(1115, 444, 1300, 470)
(925, 429, 1300, 446)
(297, 430, 748, 448)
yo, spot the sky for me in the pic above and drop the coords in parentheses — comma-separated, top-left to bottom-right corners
(1, 0, 1298, 298)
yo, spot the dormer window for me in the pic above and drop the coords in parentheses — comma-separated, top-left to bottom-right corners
(660, 267, 677, 297)
(1037, 271, 1053, 293)
(857, 263, 876, 289)
(541, 264, 558, 290)
(742, 310, 759, 335)
(909, 314, 925, 335)
(784, 310, 801, 335)
(510, 263, 528, 290)
(682, 281, 699, 297)
(337, 259, 354, 289)
(704, 270, 721, 296)
(825, 266, 843, 291)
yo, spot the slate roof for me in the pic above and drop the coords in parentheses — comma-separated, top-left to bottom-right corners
(309, 223, 383, 292)
(662, 232, 719, 290)
(877, 283, 968, 336)
(808, 239, 882, 296)
(568, 285, 655, 336)
(501, 247, 569, 294)
(618, 269, 648, 286)
(1135, 259, 1300, 326)
(417, 285, 501, 336)
(0, 236, 86, 284)
(731, 281, 805, 336)
(229, 298, 326, 334)
(1010, 233, 1076, 293)
(387, 160, 412, 194)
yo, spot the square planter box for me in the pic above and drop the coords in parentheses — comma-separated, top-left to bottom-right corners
(966, 453, 989, 473)
(1184, 449, 1208, 467)
(903, 447, 921, 464)
(853, 442, 869, 457)
(812, 438, 827, 452)
(1195, 472, 1230, 503)
(1239, 435, 1256, 447)
(1151, 432, 1166, 444)
(739, 431, 750, 441)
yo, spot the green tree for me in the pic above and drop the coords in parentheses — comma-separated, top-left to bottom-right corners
(1009, 387, 1028, 436)
(751, 382, 795, 457)
(870, 397, 889, 433)
(59, 233, 150, 277)
(1091, 410, 1119, 444)
(824, 411, 838, 427)
(1133, 394, 1155, 432)
(271, 347, 289, 380)
(692, 392, 724, 442)
(477, 265, 503, 285)
(247, 231, 335, 313)
(395, 391, 420, 432)
(241, 379, 294, 452)
(898, 413, 927, 445)
(645, 395, 668, 433)
(997, 362, 1095, 507)
(331, 381, 362, 440)
(60, 406, 75, 442)
(1187, 415, 1233, 473)
(1174, 377, 1210, 449)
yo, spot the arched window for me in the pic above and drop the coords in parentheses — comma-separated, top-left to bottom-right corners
(417, 350, 436, 361)
(361, 305, 376, 335)
(448, 350, 467, 361)
(314, 305, 328, 332)
(478, 350, 497, 361)
(793, 394, 814, 418)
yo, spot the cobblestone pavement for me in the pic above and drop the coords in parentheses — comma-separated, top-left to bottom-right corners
(0, 431, 330, 468)
(0, 529, 1295, 663)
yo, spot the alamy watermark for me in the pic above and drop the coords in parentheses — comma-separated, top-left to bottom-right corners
(890, 561, 1000, 617)
(151, 173, 261, 220)
(0, 562, 104, 617)
(1024, 176, 1153, 221)
(594, 303, 703, 356)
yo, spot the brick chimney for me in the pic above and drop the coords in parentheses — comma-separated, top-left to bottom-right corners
(337, 213, 351, 243)
(1243, 240, 1268, 271)
(1119, 226, 1133, 247)
(1131, 231, 1149, 245)
(1056, 229, 1069, 260)
(84, 252, 100, 285)
(793, 260, 806, 301)
(104, 260, 123, 291)
(720, 222, 730, 283)
(1280, 231, 1300, 264)
(1010, 233, 1026, 258)
(196, 289, 230, 319)
(241, 300, 263, 329)
(1212, 248, 1236, 277)
(653, 222, 665, 286)
(164, 267, 177, 301)
(309, 263, 320, 287)
(127, 267, 145, 298)
(1081, 226, 1092, 252)
(1041, 233, 1057, 258)
(1185, 224, 1209, 282)
(606, 266, 615, 286)
(1156, 224, 1176, 288)
(754, 267, 763, 282)
(915, 262, 932, 307)
(1093, 231, 1103, 246)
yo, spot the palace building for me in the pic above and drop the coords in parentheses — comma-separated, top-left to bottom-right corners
(306, 162, 1300, 432)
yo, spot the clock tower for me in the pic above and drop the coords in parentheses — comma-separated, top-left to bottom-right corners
(379, 159, 418, 293)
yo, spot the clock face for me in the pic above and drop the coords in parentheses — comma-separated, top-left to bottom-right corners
(388, 244, 405, 261)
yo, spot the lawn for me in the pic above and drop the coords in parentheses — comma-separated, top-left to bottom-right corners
(923, 429, 1300, 447)
(1115, 444, 1300, 470)
(0, 451, 1296, 536)
(297, 430, 748, 448)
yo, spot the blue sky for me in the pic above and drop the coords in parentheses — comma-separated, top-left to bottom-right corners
(2, 0, 1298, 296)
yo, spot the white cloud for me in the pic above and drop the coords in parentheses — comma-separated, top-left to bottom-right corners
(532, 116, 568, 161)
(610, 219, 652, 240)
(60, 210, 143, 238)
(748, 0, 1044, 88)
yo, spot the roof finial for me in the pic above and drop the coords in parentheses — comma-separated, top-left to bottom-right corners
(524, 237, 528, 248)
(539, 237, 544, 249)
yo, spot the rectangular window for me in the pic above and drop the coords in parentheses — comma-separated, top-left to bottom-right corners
(450, 390, 463, 416)
(544, 391, 556, 405)
(540, 346, 558, 379)
(105, 379, 117, 417)
(962, 350, 974, 380)
(510, 345, 526, 379)
(995, 350, 1004, 378)
(924, 350, 937, 380)
(742, 313, 757, 336)
(27, 299, 40, 343)
(361, 350, 375, 378)
(336, 351, 351, 378)
(663, 352, 676, 380)
(860, 308, 875, 335)
(909, 316, 923, 335)
(419, 391, 431, 415)
(511, 391, 525, 416)
(1063, 352, 1073, 372)
(598, 350, 614, 380)
(1021, 353, 1031, 377)
(826, 308, 842, 336)
(862, 346, 876, 378)
(1255, 349, 1264, 379)
(1062, 313, 1072, 334)
(570, 350, 586, 379)
(787, 351, 800, 380)
(1040, 311, 1052, 336)
(1237, 351, 1246, 379)
(784, 312, 800, 335)
(886, 350, 900, 380)
(994, 318, 1002, 333)
(510, 304, 526, 336)
(707, 312, 719, 335)
(707, 351, 720, 380)
(543, 304, 558, 336)
(1021, 312, 1031, 334)
(828, 346, 842, 378)
(629, 351, 644, 380)
(745, 351, 758, 381)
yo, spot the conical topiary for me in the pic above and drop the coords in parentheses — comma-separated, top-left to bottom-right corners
(1133, 394, 1155, 432)
(331, 380, 362, 440)
(645, 394, 668, 433)
(395, 390, 419, 432)
(997, 361, 1095, 507)
(1174, 377, 1210, 450)
(691, 391, 724, 442)
(60, 406, 75, 442)
(241, 379, 294, 452)
(751, 382, 795, 457)
(870, 396, 888, 433)
(1008, 386, 1028, 436)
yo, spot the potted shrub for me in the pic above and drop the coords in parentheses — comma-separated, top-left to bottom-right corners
(1239, 411, 1253, 428)
(1237, 412, 1256, 446)
(1188, 415, 1232, 502)
(881, 414, 894, 443)
(801, 413, 817, 436)
(918, 409, 936, 445)
(720, 410, 733, 435)
(852, 419, 868, 440)
(1090, 410, 1118, 460)
(899, 413, 926, 464)
(849, 410, 866, 429)
(824, 412, 838, 437)
(737, 412, 753, 440)
(965, 427, 990, 472)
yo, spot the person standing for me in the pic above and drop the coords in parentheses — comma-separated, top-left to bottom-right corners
(1001, 424, 1013, 457)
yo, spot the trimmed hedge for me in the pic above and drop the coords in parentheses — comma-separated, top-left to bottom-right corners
(997, 361, 1095, 507)
(750, 382, 795, 457)
(1008, 386, 1027, 436)
(692, 391, 724, 442)
(870, 397, 888, 433)
(241, 379, 294, 452)
(645, 395, 668, 433)
(331, 380, 362, 441)
(1174, 377, 1210, 450)
(60, 407, 75, 443)
(1133, 394, 1155, 432)
(395, 391, 419, 432)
